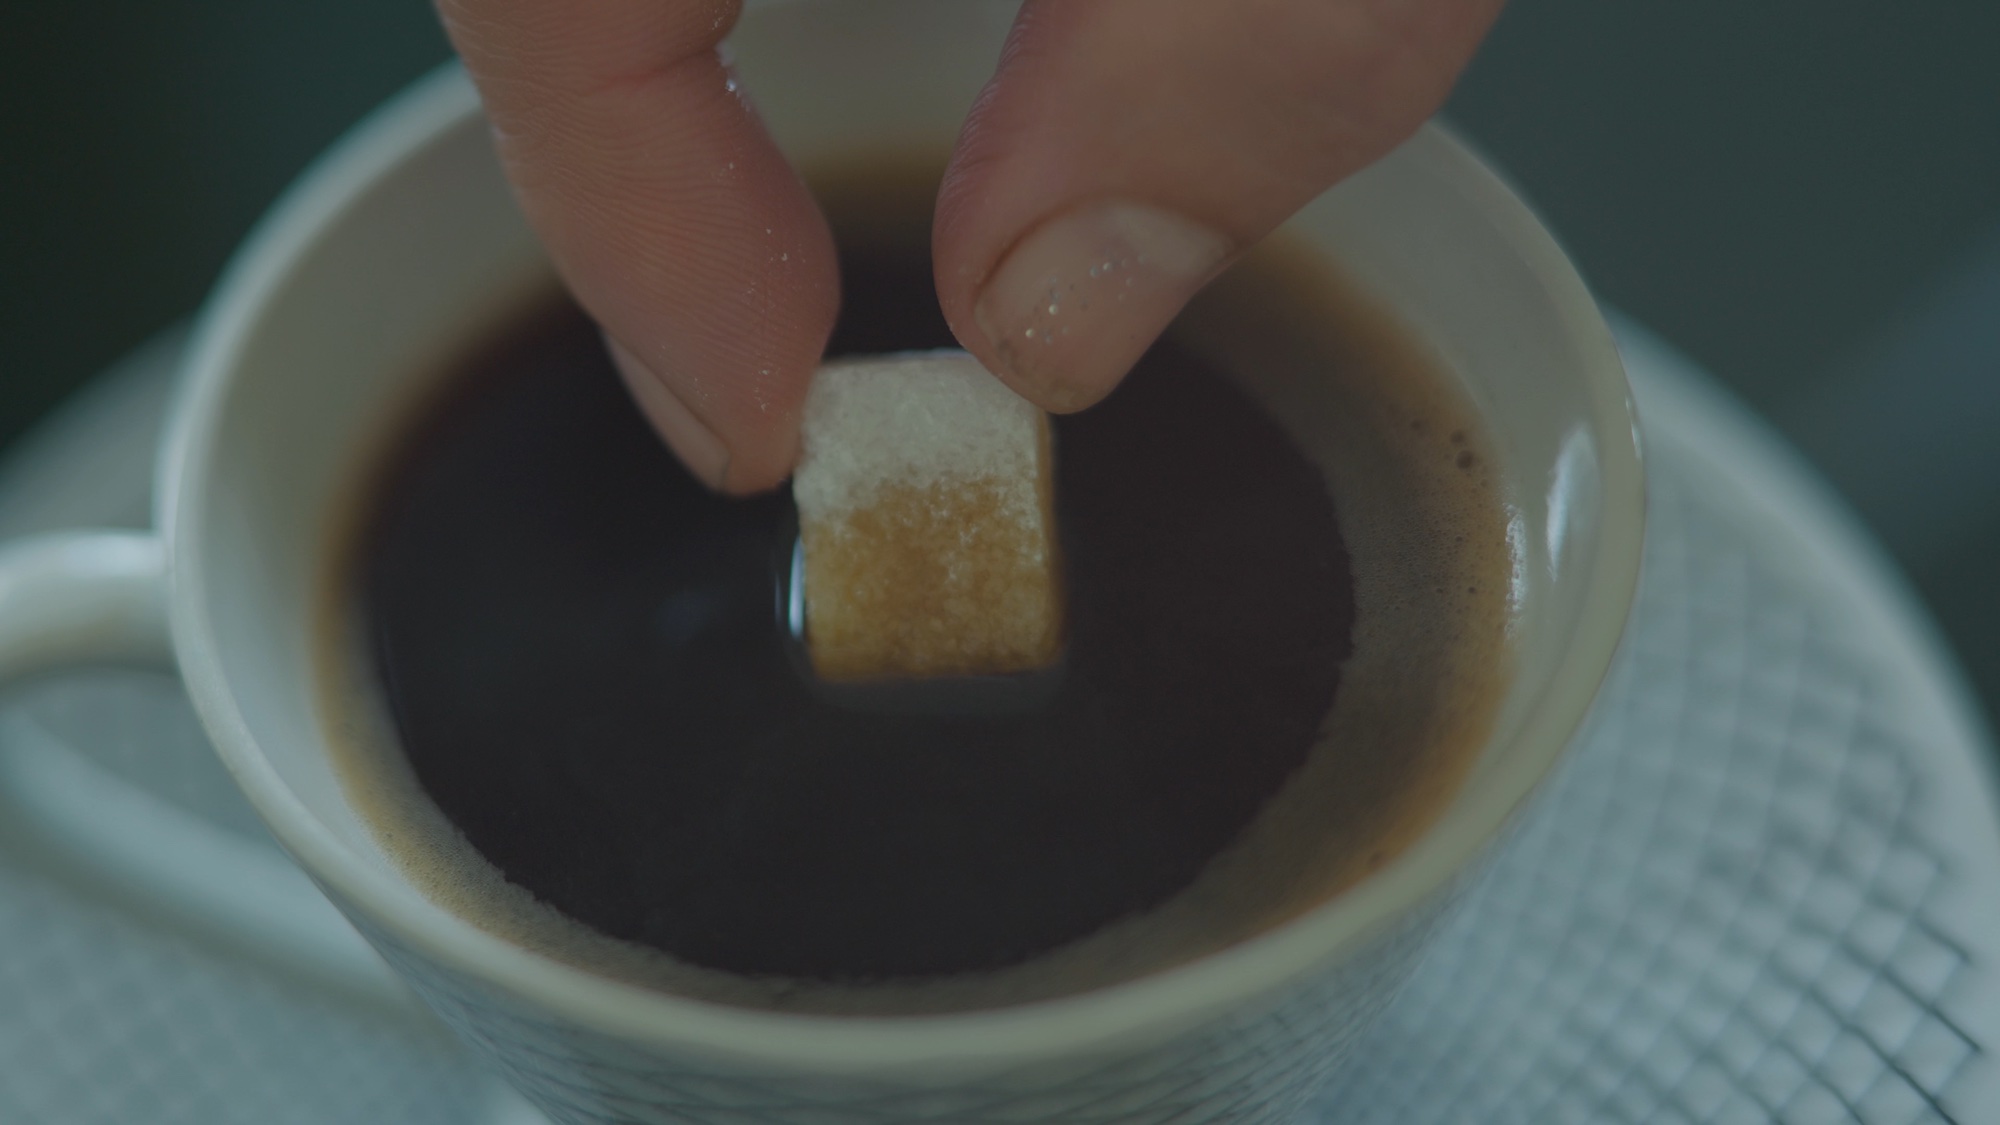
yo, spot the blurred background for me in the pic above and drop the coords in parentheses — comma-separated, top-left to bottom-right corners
(4, 0, 1999, 719)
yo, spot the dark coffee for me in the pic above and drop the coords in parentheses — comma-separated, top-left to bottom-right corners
(322, 161, 1514, 1014)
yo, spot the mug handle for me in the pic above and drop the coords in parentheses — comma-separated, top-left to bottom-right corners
(0, 529, 421, 1016)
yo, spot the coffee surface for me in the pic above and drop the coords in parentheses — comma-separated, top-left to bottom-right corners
(324, 162, 1516, 1012)
(356, 275, 1351, 981)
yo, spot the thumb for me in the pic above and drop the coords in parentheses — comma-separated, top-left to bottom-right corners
(438, 0, 838, 493)
(934, 0, 1503, 412)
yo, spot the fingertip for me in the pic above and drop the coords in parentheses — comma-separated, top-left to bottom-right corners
(445, 0, 835, 496)
(608, 336, 801, 495)
(969, 201, 1233, 414)
(934, 0, 1501, 413)
(608, 337, 731, 488)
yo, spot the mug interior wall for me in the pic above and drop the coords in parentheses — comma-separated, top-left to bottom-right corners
(1298, 132, 1619, 804)
(732, 0, 1018, 163)
(192, 99, 549, 873)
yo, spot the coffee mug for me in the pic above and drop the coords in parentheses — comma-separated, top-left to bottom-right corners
(0, 2, 1642, 1121)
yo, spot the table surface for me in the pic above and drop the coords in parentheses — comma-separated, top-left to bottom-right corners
(0, 319, 1992, 1124)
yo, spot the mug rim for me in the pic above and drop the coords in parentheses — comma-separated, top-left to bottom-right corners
(163, 64, 1644, 1074)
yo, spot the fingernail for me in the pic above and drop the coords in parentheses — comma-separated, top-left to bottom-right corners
(974, 201, 1233, 412)
(606, 337, 731, 489)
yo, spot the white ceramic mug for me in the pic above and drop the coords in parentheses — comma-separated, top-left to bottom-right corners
(0, 2, 1641, 1121)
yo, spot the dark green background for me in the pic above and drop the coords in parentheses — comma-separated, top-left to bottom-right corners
(6, 1, 2000, 716)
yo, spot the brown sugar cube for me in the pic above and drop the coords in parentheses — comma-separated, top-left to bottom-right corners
(793, 350, 1063, 682)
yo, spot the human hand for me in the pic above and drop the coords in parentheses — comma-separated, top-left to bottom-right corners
(437, 0, 1503, 493)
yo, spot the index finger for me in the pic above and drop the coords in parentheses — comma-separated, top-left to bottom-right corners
(438, 0, 839, 493)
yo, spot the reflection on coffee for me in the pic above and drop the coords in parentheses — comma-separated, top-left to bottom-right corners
(319, 159, 1516, 1014)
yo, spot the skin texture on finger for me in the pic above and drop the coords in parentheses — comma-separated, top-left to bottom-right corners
(934, 0, 1506, 413)
(437, 0, 839, 493)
